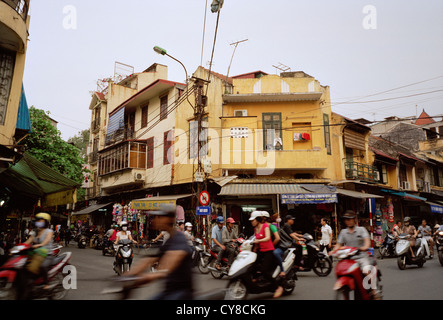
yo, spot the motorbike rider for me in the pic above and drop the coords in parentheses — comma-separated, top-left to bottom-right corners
(114, 222, 137, 249)
(184, 222, 194, 246)
(24, 213, 54, 290)
(250, 211, 284, 298)
(400, 217, 418, 259)
(124, 206, 194, 300)
(392, 220, 403, 237)
(217, 217, 239, 270)
(263, 212, 285, 278)
(281, 215, 305, 270)
(332, 210, 380, 299)
(418, 219, 434, 258)
(211, 216, 226, 269)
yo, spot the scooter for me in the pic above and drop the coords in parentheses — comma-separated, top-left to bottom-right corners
(102, 236, 115, 256)
(190, 238, 210, 274)
(77, 234, 87, 249)
(332, 246, 382, 300)
(434, 230, 443, 266)
(113, 239, 134, 276)
(395, 233, 426, 269)
(225, 236, 297, 300)
(296, 233, 332, 277)
(378, 232, 397, 259)
(207, 237, 245, 279)
(0, 243, 72, 300)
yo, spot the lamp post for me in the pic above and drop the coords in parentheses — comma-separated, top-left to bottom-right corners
(153, 46, 189, 83)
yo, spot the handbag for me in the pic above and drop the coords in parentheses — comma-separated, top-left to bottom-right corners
(278, 229, 293, 249)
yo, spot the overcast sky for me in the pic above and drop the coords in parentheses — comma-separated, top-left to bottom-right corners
(23, 0, 443, 140)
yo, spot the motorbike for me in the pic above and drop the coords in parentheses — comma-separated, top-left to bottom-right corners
(395, 233, 426, 269)
(77, 234, 87, 249)
(0, 243, 72, 300)
(91, 233, 104, 250)
(102, 236, 115, 256)
(378, 232, 397, 259)
(435, 230, 443, 266)
(225, 236, 297, 300)
(190, 238, 210, 274)
(207, 236, 245, 279)
(296, 233, 332, 277)
(113, 239, 134, 276)
(333, 246, 382, 300)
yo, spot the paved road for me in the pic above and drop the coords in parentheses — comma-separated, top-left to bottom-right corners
(60, 243, 443, 300)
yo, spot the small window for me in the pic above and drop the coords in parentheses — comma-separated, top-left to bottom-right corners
(160, 95, 168, 120)
(141, 104, 148, 128)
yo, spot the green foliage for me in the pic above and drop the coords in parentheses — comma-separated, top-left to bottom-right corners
(67, 129, 90, 162)
(22, 107, 86, 186)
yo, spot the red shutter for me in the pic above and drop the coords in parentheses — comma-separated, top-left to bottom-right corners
(147, 137, 154, 168)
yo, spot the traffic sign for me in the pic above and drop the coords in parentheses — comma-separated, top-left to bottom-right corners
(199, 190, 210, 206)
(196, 206, 211, 215)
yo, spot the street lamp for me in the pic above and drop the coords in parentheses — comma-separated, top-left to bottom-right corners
(153, 46, 188, 83)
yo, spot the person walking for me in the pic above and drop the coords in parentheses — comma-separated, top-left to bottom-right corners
(319, 218, 333, 255)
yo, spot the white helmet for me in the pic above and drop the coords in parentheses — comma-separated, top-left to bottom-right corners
(249, 211, 263, 221)
(185, 222, 193, 227)
(261, 211, 270, 218)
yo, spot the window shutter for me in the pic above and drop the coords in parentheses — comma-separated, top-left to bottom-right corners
(147, 137, 154, 168)
(323, 113, 331, 155)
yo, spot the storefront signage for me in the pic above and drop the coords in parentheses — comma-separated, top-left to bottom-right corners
(281, 193, 337, 204)
(196, 206, 211, 215)
(131, 199, 176, 210)
(430, 204, 443, 214)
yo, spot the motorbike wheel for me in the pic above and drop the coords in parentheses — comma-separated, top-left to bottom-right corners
(438, 251, 443, 266)
(48, 273, 68, 300)
(335, 287, 352, 300)
(378, 247, 387, 260)
(0, 280, 16, 300)
(123, 263, 130, 273)
(198, 256, 211, 274)
(226, 280, 248, 300)
(397, 255, 406, 270)
(210, 261, 224, 279)
(313, 257, 332, 277)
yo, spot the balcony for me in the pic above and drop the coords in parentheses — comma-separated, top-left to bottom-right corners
(88, 151, 98, 164)
(105, 126, 134, 146)
(2, 0, 29, 20)
(98, 141, 146, 176)
(345, 161, 379, 183)
(91, 117, 101, 134)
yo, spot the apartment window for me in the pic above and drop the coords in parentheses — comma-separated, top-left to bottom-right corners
(164, 130, 174, 165)
(141, 104, 148, 128)
(160, 95, 168, 120)
(262, 113, 282, 150)
(147, 137, 154, 169)
(0, 49, 16, 126)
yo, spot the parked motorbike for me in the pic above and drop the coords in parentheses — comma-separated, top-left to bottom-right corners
(77, 234, 87, 249)
(113, 239, 134, 276)
(332, 246, 382, 300)
(207, 236, 245, 279)
(225, 236, 297, 300)
(395, 233, 426, 269)
(102, 236, 115, 256)
(296, 233, 332, 277)
(190, 238, 210, 274)
(378, 232, 397, 259)
(0, 243, 72, 300)
(435, 230, 443, 266)
(91, 233, 104, 250)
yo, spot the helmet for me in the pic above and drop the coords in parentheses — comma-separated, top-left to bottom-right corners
(342, 210, 356, 219)
(435, 224, 440, 229)
(285, 214, 296, 221)
(403, 216, 411, 222)
(121, 221, 128, 226)
(35, 212, 51, 223)
(226, 217, 235, 224)
(261, 211, 270, 218)
(216, 216, 225, 223)
(185, 222, 193, 227)
(249, 211, 263, 221)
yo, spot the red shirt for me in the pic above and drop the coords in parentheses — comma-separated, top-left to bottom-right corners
(255, 223, 275, 252)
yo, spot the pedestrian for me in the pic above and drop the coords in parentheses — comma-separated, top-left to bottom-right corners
(319, 218, 333, 255)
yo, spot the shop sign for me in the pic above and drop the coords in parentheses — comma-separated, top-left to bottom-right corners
(131, 199, 176, 210)
(281, 193, 337, 204)
(430, 204, 443, 214)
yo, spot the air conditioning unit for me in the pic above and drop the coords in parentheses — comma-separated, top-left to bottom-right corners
(401, 181, 410, 190)
(234, 110, 248, 117)
(134, 172, 145, 181)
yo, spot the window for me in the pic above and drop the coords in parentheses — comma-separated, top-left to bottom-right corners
(160, 95, 168, 120)
(164, 130, 174, 165)
(323, 113, 331, 155)
(262, 113, 282, 150)
(98, 141, 146, 175)
(147, 137, 154, 169)
(141, 104, 148, 128)
(0, 49, 16, 125)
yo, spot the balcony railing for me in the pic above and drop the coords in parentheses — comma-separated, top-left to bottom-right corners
(105, 126, 134, 146)
(345, 161, 380, 183)
(2, 0, 29, 20)
(98, 141, 146, 176)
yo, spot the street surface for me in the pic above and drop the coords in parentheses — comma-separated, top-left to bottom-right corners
(60, 242, 443, 300)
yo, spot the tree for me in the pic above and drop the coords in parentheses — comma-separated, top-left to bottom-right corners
(67, 129, 90, 162)
(22, 107, 86, 186)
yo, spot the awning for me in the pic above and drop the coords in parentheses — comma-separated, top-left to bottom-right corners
(427, 202, 443, 214)
(131, 194, 193, 210)
(336, 189, 384, 199)
(381, 189, 427, 201)
(71, 202, 113, 216)
(219, 184, 308, 195)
